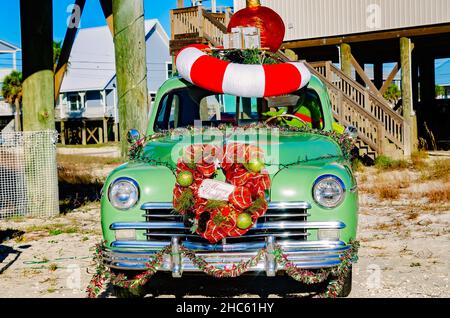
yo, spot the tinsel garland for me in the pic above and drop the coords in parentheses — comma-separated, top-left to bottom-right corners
(86, 240, 359, 298)
(128, 124, 355, 165)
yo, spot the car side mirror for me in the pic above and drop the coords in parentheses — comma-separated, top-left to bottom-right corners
(127, 129, 141, 144)
(344, 125, 358, 140)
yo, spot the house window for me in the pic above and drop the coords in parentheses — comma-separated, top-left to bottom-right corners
(166, 62, 173, 79)
(68, 94, 82, 111)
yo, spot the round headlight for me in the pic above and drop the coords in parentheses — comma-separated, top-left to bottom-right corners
(313, 175, 345, 208)
(108, 177, 139, 210)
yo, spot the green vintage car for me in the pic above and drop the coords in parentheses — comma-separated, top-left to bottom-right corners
(100, 74, 358, 297)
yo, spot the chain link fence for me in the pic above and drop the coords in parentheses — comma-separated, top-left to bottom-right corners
(0, 130, 59, 219)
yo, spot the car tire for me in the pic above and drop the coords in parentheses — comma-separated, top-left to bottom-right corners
(337, 266, 352, 298)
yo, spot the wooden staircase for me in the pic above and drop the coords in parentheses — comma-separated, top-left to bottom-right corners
(170, 6, 231, 55)
(170, 6, 409, 160)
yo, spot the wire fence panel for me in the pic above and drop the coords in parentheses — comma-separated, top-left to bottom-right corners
(0, 130, 59, 219)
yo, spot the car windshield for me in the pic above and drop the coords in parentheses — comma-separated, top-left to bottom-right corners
(154, 86, 325, 131)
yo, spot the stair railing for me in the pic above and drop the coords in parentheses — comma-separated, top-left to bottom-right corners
(171, 6, 228, 47)
(309, 61, 407, 154)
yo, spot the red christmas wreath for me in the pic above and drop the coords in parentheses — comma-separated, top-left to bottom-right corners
(173, 143, 271, 243)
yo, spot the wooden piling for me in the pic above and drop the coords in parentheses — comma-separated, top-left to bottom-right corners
(20, 0, 55, 131)
(112, 0, 149, 157)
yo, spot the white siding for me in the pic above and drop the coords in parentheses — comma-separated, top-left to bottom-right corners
(234, 0, 450, 41)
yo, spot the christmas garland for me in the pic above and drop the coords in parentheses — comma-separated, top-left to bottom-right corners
(209, 48, 280, 65)
(86, 240, 359, 298)
(128, 124, 354, 165)
(173, 143, 271, 243)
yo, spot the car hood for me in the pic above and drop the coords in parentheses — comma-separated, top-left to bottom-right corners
(142, 131, 344, 173)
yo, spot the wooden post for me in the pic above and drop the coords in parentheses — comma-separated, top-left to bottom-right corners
(114, 122, 119, 142)
(170, 9, 175, 41)
(400, 37, 417, 154)
(60, 121, 66, 145)
(225, 7, 232, 26)
(377, 122, 384, 155)
(20, 0, 55, 131)
(340, 43, 352, 78)
(197, 5, 204, 38)
(325, 61, 332, 82)
(337, 91, 344, 123)
(103, 118, 109, 143)
(82, 120, 87, 145)
(112, 0, 149, 157)
(99, 126, 104, 145)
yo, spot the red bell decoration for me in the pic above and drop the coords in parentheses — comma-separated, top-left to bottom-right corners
(227, 0, 285, 52)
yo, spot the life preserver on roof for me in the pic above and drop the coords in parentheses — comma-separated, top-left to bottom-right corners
(176, 45, 311, 98)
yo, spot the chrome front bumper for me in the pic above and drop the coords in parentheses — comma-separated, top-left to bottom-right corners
(103, 238, 350, 276)
(103, 201, 349, 276)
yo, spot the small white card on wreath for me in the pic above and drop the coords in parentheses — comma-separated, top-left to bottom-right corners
(198, 179, 235, 201)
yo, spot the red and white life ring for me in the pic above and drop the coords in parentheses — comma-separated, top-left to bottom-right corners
(176, 45, 311, 98)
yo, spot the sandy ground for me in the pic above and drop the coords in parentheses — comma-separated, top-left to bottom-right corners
(0, 158, 449, 298)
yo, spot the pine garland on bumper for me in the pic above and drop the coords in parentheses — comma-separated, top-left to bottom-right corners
(86, 240, 359, 298)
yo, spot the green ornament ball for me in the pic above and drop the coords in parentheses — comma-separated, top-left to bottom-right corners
(236, 213, 253, 230)
(245, 157, 265, 173)
(177, 171, 194, 187)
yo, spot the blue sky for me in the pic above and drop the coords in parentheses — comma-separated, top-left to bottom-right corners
(0, 0, 233, 69)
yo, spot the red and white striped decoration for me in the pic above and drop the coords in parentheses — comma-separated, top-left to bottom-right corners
(176, 45, 311, 98)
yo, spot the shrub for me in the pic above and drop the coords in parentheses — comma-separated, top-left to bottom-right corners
(351, 158, 364, 172)
(426, 188, 450, 203)
(420, 159, 450, 182)
(374, 155, 409, 170)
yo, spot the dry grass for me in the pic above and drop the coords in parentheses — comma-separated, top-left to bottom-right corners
(373, 219, 403, 231)
(57, 154, 123, 166)
(410, 151, 429, 170)
(426, 188, 450, 203)
(420, 159, 450, 182)
(57, 165, 102, 185)
(26, 223, 82, 236)
(374, 187, 401, 200)
(56, 154, 118, 213)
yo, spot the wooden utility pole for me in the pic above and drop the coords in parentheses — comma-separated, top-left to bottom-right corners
(19, 0, 59, 217)
(20, 0, 55, 131)
(340, 43, 352, 78)
(112, 0, 149, 157)
(400, 37, 417, 154)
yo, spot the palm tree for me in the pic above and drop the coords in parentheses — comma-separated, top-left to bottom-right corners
(1, 70, 23, 131)
(435, 85, 445, 98)
(383, 83, 401, 106)
(53, 40, 62, 69)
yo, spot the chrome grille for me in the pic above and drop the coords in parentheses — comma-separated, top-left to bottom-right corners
(141, 202, 312, 246)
